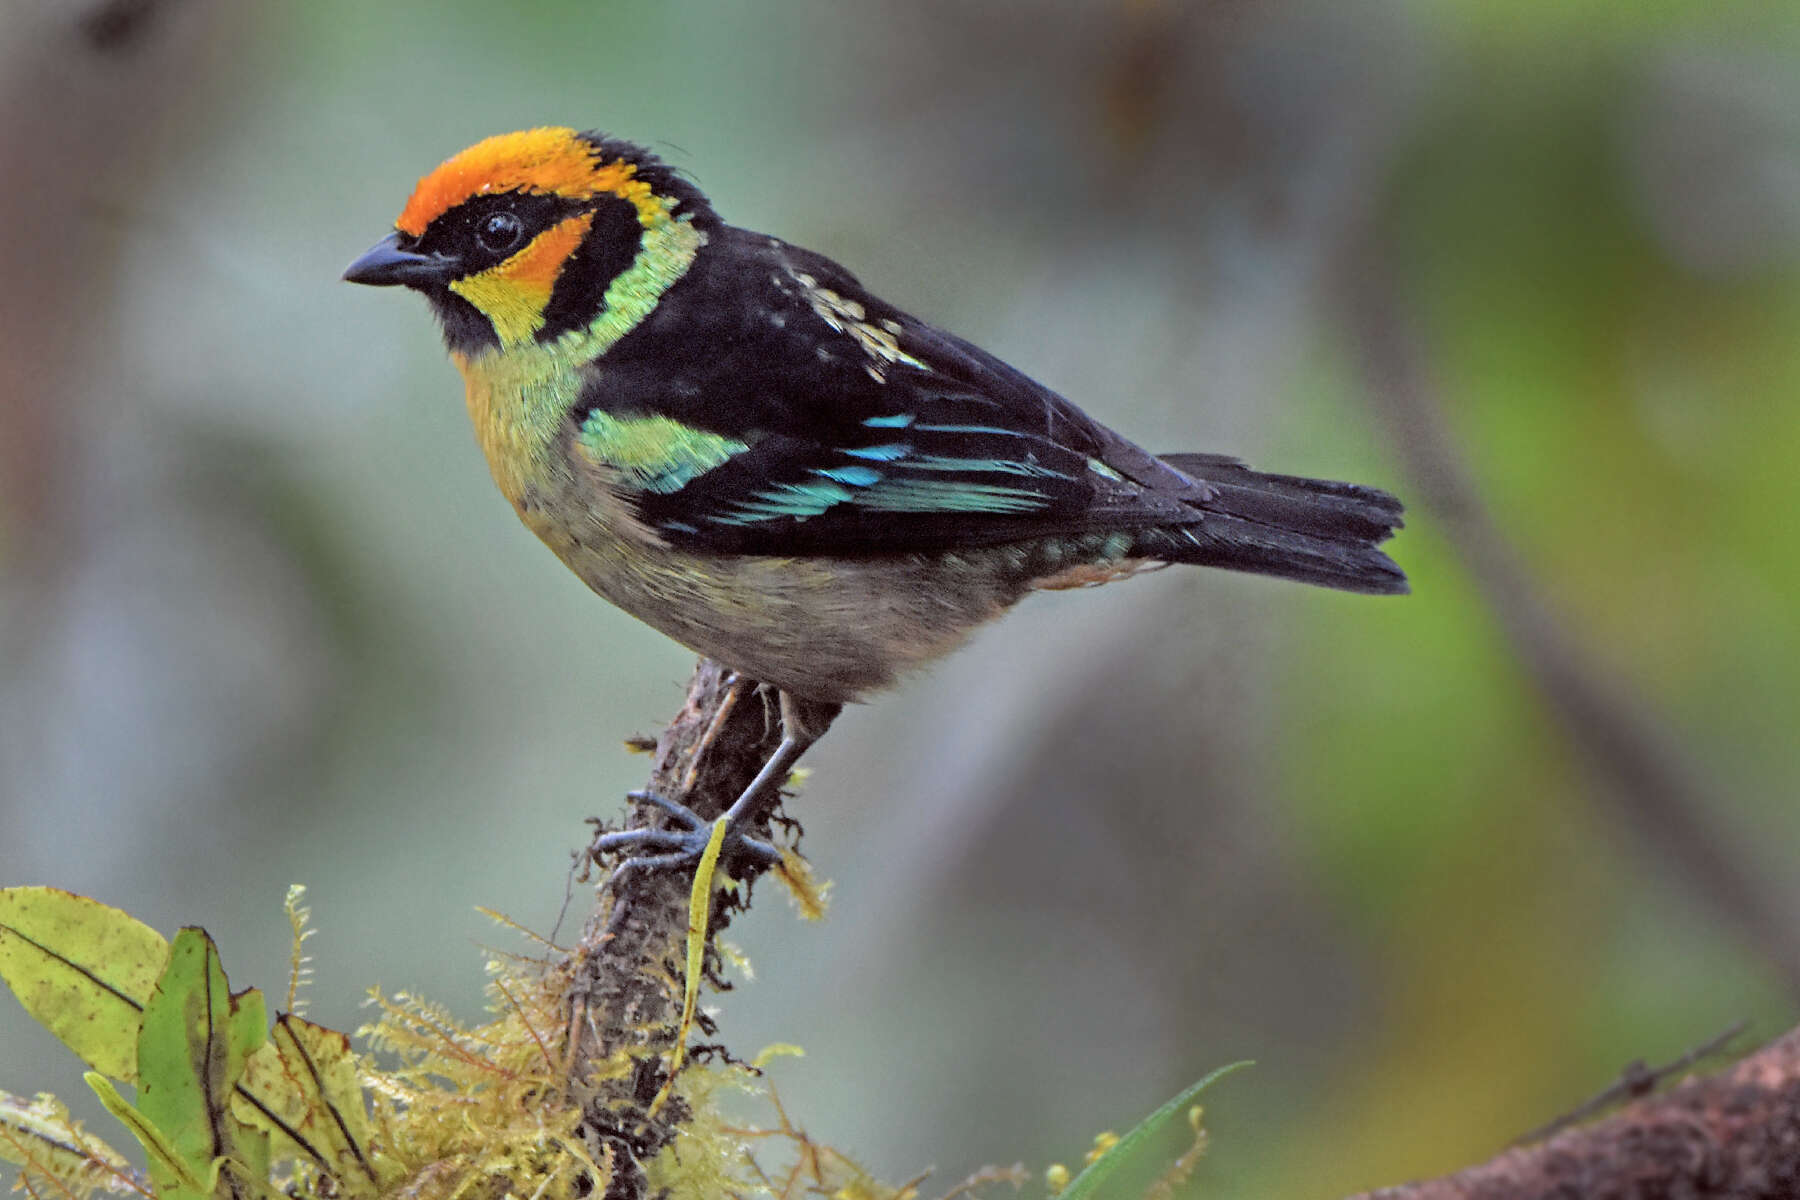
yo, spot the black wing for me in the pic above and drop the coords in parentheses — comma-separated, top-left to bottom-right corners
(573, 227, 1202, 556)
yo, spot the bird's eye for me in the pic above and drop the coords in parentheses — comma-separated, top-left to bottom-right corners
(476, 211, 524, 254)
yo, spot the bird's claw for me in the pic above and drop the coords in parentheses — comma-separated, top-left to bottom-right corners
(592, 789, 782, 887)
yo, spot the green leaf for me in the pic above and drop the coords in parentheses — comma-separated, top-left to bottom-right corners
(657, 816, 731, 1119)
(0, 1089, 139, 1194)
(135, 927, 267, 1200)
(88, 1073, 212, 1200)
(228, 990, 273, 1187)
(1058, 1061, 1252, 1200)
(0, 887, 169, 1081)
(233, 1014, 386, 1196)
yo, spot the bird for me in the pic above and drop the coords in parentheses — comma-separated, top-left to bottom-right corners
(343, 126, 1407, 877)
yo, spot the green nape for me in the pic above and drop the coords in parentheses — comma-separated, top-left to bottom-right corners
(580, 411, 749, 494)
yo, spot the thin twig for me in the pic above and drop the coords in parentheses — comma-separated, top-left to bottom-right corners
(1337, 231, 1800, 996)
(1513, 1019, 1749, 1145)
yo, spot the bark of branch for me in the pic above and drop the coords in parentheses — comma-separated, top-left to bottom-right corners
(1349, 1025, 1800, 1199)
(557, 661, 837, 1189)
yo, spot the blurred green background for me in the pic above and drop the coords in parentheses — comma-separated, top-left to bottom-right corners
(3, 0, 1798, 1195)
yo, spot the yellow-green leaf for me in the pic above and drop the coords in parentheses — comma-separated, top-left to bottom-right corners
(88, 1072, 211, 1200)
(0, 1089, 140, 1195)
(233, 1014, 385, 1196)
(228, 990, 273, 1187)
(1057, 1061, 1251, 1200)
(645, 815, 731, 1123)
(135, 927, 266, 1200)
(0, 887, 169, 1081)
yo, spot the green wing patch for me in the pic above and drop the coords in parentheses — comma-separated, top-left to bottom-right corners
(579, 410, 748, 494)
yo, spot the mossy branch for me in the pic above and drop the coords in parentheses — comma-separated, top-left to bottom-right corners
(562, 661, 838, 1188)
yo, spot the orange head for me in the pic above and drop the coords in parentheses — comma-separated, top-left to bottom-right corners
(344, 128, 717, 353)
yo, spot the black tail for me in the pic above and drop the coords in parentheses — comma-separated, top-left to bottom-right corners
(1146, 452, 1409, 595)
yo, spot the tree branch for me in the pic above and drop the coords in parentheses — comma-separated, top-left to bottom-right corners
(557, 661, 837, 1192)
(1349, 1024, 1800, 1199)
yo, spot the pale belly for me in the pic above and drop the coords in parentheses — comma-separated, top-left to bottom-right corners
(519, 490, 1019, 703)
(466, 371, 1027, 701)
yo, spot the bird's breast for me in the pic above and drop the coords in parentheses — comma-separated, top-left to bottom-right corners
(448, 350, 1035, 702)
(453, 345, 580, 512)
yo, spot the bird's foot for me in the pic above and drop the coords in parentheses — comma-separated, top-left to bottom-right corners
(591, 789, 781, 886)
